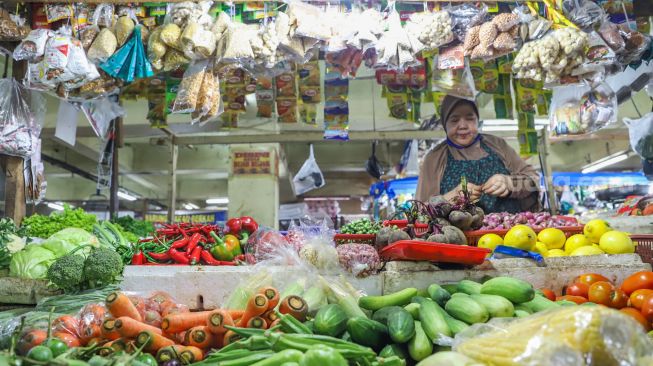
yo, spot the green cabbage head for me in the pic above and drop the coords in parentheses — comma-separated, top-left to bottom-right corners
(9, 244, 56, 279)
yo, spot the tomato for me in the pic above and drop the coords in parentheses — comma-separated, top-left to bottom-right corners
(629, 289, 653, 309)
(621, 271, 653, 295)
(540, 288, 556, 301)
(588, 281, 614, 306)
(556, 295, 588, 304)
(565, 283, 589, 298)
(17, 330, 47, 356)
(609, 289, 629, 309)
(641, 294, 653, 322)
(575, 273, 611, 287)
(620, 307, 651, 331)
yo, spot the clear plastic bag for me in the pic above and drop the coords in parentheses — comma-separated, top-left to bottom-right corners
(432, 61, 477, 100)
(287, 0, 332, 41)
(580, 82, 617, 133)
(453, 306, 653, 366)
(0, 78, 42, 158)
(550, 85, 585, 136)
(80, 97, 125, 139)
(447, 3, 487, 43)
(172, 59, 207, 114)
(336, 244, 381, 278)
(13, 29, 53, 62)
(292, 144, 326, 196)
(625, 112, 653, 159)
(405, 11, 454, 51)
(562, 0, 606, 30)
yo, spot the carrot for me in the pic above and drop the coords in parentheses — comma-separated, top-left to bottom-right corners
(228, 310, 245, 320)
(207, 310, 234, 335)
(278, 295, 308, 322)
(17, 329, 47, 355)
(136, 331, 175, 353)
(222, 330, 242, 346)
(180, 346, 204, 363)
(129, 295, 147, 319)
(156, 345, 185, 363)
(184, 326, 213, 349)
(269, 319, 281, 329)
(237, 294, 268, 327)
(258, 287, 280, 310)
(79, 324, 102, 346)
(161, 311, 211, 333)
(101, 319, 121, 341)
(114, 317, 163, 338)
(106, 292, 143, 322)
(246, 316, 267, 330)
(53, 332, 81, 348)
(52, 315, 80, 337)
(261, 309, 278, 324)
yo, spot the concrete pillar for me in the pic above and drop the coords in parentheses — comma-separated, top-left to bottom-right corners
(228, 144, 280, 229)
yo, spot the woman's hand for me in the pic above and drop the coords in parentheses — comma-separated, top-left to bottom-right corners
(482, 174, 512, 197)
(443, 182, 481, 203)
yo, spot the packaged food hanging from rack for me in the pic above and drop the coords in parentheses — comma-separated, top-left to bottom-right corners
(625, 113, 653, 160)
(100, 25, 154, 83)
(0, 78, 42, 158)
(550, 82, 617, 136)
(0, 8, 30, 41)
(324, 63, 349, 140)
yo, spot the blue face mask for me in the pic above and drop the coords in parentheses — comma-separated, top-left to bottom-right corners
(446, 134, 482, 149)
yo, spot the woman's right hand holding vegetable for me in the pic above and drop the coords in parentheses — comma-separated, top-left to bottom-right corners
(443, 182, 481, 203)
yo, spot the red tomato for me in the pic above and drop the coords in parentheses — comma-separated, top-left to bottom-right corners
(540, 288, 556, 301)
(640, 294, 653, 322)
(629, 289, 653, 309)
(620, 307, 651, 331)
(588, 281, 614, 306)
(556, 295, 588, 304)
(575, 273, 611, 287)
(621, 271, 653, 295)
(565, 283, 590, 298)
(609, 289, 629, 309)
(16, 329, 47, 356)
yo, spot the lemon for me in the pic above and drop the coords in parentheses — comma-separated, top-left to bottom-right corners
(534, 242, 549, 257)
(564, 234, 592, 254)
(478, 234, 503, 251)
(571, 245, 605, 256)
(584, 219, 612, 243)
(548, 249, 566, 257)
(598, 231, 634, 254)
(537, 228, 566, 250)
(503, 225, 537, 251)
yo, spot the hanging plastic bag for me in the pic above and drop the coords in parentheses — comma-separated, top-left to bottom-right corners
(549, 82, 617, 136)
(432, 60, 477, 100)
(580, 82, 617, 133)
(171, 59, 207, 114)
(13, 29, 53, 62)
(0, 79, 41, 158)
(100, 25, 153, 82)
(447, 3, 487, 43)
(80, 97, 124, 140)
(561, 0, 605, 30)
(625, 113, 653, 159)
(292, 144, 325, 196)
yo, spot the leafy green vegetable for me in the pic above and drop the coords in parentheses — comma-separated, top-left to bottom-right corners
(22, 205, 98, 239)
(9, 244, 56, 279)
(0, 218, 28, 270)
(111, 216, 154, 238)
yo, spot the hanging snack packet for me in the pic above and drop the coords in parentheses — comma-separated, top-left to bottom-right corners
(87, 28, 118, 63)
(277, 98, 298, 123)
(13, 29, 53, 61)
(256, 77, 275, 118)
(432, 61, 477, 100)
(100, 26, 154, 82)
(171, 60, 207, 114)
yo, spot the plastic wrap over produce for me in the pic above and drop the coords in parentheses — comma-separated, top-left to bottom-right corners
(453, 305, 653, 366)
(0, 78, 43, 157)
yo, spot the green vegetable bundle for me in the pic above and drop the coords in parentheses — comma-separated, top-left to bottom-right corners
(111, 216, 154, 238)
(22, 205, 97, 239)
(340, 219, 381, 235)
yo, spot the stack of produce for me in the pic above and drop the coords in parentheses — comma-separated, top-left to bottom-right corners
(22, 205, 98, 239)
(478, 218, 635, 257)
(339, 219, 381, 236)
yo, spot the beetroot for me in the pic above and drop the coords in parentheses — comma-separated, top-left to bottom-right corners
(448, 210, 473, 231)
(388, 229, 411, 244)
(442, 226, 467, 245)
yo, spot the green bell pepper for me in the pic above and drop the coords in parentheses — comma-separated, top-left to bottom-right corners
(210, 232, 242, 261)
(299, 345, 347, 366)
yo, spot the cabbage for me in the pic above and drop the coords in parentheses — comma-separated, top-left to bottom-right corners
(9, 244, 56, 279)
(40, 238, 79, 258)
(48, 228, 99, 247)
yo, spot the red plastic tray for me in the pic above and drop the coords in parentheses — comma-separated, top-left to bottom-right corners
(380, 240, 490, 265)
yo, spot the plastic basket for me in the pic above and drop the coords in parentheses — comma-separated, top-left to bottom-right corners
(383, 220, 429, 236)
(632, 234, 653, 265)
(334, 233, 376, 245)
(465, 226, 585, 246)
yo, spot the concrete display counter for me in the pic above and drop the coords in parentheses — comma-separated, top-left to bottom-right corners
(120, 254, 651, 309)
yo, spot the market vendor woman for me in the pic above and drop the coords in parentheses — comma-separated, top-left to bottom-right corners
(416, 96, 540, 213)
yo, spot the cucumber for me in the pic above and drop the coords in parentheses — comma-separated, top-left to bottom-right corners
(372, 306, 404, 325)
(514, 304, 533, 314)
(470, 294, 515, 318)
(314, 304, 348, 337)
(404, 303, 420, 320)
(450, 293, 469, 299)
(408, 321, 432, 362)
(416, 288, 430, 298)
(380, 344, 408, 360)
(418, 299, 451, 342)
(441, 284, 459, 295)
(359, 288, 418, 311)
(431, 304, 469, 335)
(445, 295, 489, 324)
(426, 284, 451, 307)
(480, 277, 535, 304)
(456, 280, 482, 295)
(346, 317, 389, 351)
(387, 309, 416, 344)
(521, 295, 560, 313)
(514, 309, 531, 318)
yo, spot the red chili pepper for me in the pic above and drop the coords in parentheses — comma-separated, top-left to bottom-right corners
(199, 250, 221, 265)
(131, 251, 145, 265)
(225, 218, 243, 234)
(147, 252, 171, 262)
(240, 216, 259, 234)
(168, 248, 191, 264)
(188, 246, 202, 264)
(186, 233, 202, 254)
(171, 237, 189, 249)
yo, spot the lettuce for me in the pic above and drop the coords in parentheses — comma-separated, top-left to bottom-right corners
(9, 244, 56, 279)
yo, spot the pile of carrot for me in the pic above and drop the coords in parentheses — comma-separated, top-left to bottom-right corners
(18, 286, 307, 364)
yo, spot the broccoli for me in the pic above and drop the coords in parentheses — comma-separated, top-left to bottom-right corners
(83, 247, 124, 287)
(47, 254, 85, 292)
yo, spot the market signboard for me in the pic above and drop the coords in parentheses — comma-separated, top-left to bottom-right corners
(231, 150, 274, 175)
(145, 211, 227, 224)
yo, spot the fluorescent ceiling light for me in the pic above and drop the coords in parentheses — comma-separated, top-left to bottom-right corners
(183, 202, 199, 210)
(117, 191, 138, 201)
(206, 197, 229, 205)
(581, 153, 630, 174)
(47, 202, 64, 211)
